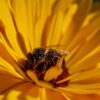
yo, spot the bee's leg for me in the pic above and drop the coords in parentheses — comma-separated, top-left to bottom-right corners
(33, 58, 45, 70)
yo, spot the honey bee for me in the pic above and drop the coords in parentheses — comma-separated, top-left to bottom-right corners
(25, 47, 69, 80)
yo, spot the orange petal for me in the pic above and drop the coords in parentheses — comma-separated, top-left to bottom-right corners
(0, 72, 23, 94)
(64, 92, 100, 100)
(46, 89, 66, 100)
(0, 82, 40, 100)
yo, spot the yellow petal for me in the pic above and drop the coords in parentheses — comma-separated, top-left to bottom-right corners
(62, 4, 78, 34)
(26, 96, 40, 100)
(70, 67, 100, 83)
(41, 1, 74, 47)
(7, 90, 21, 100)
(10, 0, 31, 52)
(0, 95, 4, 100)
(0, 57, 24, 79)
(40, 88, 48, 100)
(61, 0, 92, 47)
(57, 72, 80, 84)
(60, 93, 71, 100)
(67, 31, 100, 67)
(69, 46, 100, 74)
(0, 20, 27, 56)
(42, 12, 59, 46)
(59, 87, 100, 94)
(50, 11, 63, 45)
(35, 0, 51, 47)
(23, 0, 36, 50)
(26, 70, 39, 84)
(0, 42, 28, 79)
(0, 0, 24, 58)
(65, 45, 79, 62)
(26, 70, 53, 89)
(53, 0, 72, 13)
(44, 66, 62, 81)
(0, 82, 40, 100)
(44, 57, 63, 81)
(0, 41, 18, 65)
(66, 15, 100, 51)
(82, 12, 99, 27)
(68, 83, 100, 90)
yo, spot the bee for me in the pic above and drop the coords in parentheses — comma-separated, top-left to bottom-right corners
(25, 47, 69, 80)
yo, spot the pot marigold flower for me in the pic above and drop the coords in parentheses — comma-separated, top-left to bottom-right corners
(0, 0, 100, 100)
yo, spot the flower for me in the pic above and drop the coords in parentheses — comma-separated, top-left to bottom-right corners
(0, 0, 100, 100)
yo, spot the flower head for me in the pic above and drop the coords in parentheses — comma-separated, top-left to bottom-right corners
(0, 0, 100, 100)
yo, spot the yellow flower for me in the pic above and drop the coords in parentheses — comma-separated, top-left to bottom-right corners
(0, 0, 100, 100)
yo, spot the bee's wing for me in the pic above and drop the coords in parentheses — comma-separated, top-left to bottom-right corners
(55, 49, 69, 56)
(43, 45, 69, 56)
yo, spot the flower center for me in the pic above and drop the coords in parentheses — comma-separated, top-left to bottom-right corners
(24, 48, 69, 87)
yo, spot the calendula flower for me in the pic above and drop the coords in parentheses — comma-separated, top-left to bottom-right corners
(0, 0, 100, 100)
